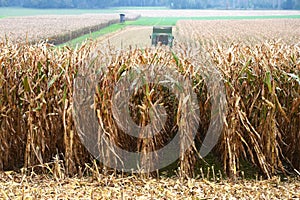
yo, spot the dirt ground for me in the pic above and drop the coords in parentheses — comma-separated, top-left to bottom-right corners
(97, 26, 154, 49)
(97, 26, 179, 49)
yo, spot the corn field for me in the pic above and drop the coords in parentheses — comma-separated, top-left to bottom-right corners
(0, 19, 299, 181)
(176, 19, 300, 45)
(0, 14, 140, 45)
(176, 19, 300, 178)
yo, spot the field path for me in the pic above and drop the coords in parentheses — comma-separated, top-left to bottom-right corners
(98, 26, 154, 48)
(98, 25, 178, 49)
(98, 26, 176, 49)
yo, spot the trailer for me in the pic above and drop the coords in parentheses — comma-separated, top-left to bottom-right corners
(150, 26, 174, 47)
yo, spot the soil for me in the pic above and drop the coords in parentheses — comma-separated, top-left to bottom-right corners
(97, 26, 178, 49)
(97, 26, 153, 49)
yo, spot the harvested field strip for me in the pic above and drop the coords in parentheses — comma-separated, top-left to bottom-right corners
(0, 172, 299, 199)
(94, 26, 152, 48)
(127, 15, 300, 26)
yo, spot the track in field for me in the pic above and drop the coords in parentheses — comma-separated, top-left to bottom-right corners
(97, 26, 153, 48)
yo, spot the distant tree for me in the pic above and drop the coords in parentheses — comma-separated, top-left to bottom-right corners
(0, 0, 299, 9)
(278, 0, 282, 8)
(295, 0, 300, 9)
(282, 0, 294, 8)
(22, 0, 40, 8)
(169, 0, 210, 9)
(0, 0, 9, 6)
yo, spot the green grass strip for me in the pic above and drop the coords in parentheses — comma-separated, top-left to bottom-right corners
(58, 23, 127, 47)
(111, 6, 169, 10)
(128, 15, 300, 26)
(127, 17, 180, 26)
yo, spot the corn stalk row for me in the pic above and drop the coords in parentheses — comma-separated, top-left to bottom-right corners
(0, 38, 299, 178)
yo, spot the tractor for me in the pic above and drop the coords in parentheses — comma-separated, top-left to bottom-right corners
(150, 26, 174, 47)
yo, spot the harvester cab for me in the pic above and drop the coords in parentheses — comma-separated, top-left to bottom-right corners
(150, 26, 174, 47)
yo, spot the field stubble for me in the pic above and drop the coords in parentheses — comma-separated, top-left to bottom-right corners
(0, 171, 299, 199)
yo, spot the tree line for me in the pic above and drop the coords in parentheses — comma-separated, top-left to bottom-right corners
(0, 0, 299, 9)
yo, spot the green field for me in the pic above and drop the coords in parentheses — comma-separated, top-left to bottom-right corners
(0, 7, 117, 17)
(128, 15, 300, 26)
(0, 7, 169, 17)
